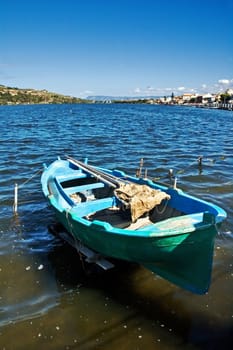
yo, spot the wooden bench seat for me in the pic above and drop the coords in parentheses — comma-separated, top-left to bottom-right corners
(70, 197, 116, 217)
(64, 182, 105, 195)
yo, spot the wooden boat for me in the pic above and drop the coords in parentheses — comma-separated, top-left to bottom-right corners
(41, 156, 227, 294)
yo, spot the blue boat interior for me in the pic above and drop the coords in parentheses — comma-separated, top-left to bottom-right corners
(54, 172, 185, 229)
(43, 159, 226, 231)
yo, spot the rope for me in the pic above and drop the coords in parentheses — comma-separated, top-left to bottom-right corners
(65, 208, 86, 270)
(18, 168, 43, 189)
(151, 155, 228, 183)
(155, 199, 169, 215)
(13, 167, 43, 213)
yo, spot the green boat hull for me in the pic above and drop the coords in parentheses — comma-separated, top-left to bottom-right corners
(53, 206, 217, 294)
(41, 158, 226, 294)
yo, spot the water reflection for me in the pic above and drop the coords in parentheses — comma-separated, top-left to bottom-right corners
(0, 245, 59, 328)
(0, 104, 232, 349)
(45, 236, 233, 349)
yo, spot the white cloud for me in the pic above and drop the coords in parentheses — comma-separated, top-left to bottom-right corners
(218, 79, 230, 85)
(210, 78, 233, 93)
(131, 78, 233, 97)
(84, 90, 93, 94)
(146, 86, 155, 92)
(133, 85, 194, 96)
(133, 86, 158, 95)
(134, 87, 141, 94)
(78, 90, 94, 97)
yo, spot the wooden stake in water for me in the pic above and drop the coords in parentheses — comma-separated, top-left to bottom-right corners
(13, 183, 18, 214)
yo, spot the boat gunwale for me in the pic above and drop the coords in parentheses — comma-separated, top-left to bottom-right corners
(41, 157, 227, 295)
(43, 158, 227, 239)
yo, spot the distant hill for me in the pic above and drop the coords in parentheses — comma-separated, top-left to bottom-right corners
(0, 85, 89, 105)
(87, 95, 161, 101)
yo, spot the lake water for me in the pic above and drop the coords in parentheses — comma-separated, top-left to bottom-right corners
(0, 104, 232, 349)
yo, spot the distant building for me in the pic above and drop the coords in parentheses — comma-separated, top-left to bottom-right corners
(202, 93, 215, 103)
(182, 93, 193, 102)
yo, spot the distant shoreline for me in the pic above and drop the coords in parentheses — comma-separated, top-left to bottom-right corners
(1, 101, 232, 112)
(0, 84, 232, 111)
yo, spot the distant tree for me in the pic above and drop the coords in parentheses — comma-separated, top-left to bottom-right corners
(220, 93, 231, 103)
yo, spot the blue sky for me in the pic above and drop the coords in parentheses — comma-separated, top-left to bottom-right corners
(1, 0, 233, 97)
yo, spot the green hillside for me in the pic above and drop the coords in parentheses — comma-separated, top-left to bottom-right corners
(0, 85, 88, 105)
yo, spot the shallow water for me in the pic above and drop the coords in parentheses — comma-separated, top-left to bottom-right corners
(0, 104, 232, 349)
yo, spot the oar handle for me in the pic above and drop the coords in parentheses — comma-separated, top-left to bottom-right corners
(67, 156, 119, 188)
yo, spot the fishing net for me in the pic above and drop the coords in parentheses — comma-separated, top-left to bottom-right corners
(114, 183, 171, 222)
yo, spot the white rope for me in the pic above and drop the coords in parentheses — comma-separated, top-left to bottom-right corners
(18, 168, 43, 189)
(12, 167, 43, 213)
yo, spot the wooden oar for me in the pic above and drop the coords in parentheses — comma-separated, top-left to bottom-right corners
(67, 156, 121, 188)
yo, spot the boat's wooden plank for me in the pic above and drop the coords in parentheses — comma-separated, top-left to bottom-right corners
(78, 245, 115, 270)
(56, 173, 86, 182)
(127, 216, 153, 230)
(64, 182, 105, 195)
(151, 212, 203, 234)
(71, 197, 116, 217)
(48, 224, 114, 270)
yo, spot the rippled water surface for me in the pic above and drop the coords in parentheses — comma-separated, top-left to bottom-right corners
(0, 104, 232, 349)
